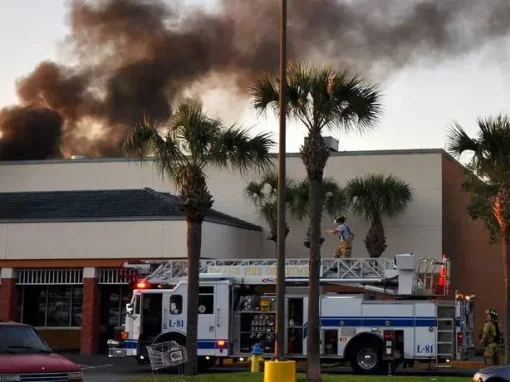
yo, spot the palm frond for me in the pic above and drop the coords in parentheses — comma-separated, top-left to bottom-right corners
(168, 101, 223, 165)
(322, 177, 349, 218)
(251, 62, 382, 135)
(250, 75, 280, 117)
(445, 122, 478, 157)
(244, 171, 299, 235)
(346, 174, 413, 222)
(330, 72, 383, 133)
(210, 126, 275, 175)
(123, 116, 189, 182)
(447, 115, 510, 182)
(289, 177, 348, 220)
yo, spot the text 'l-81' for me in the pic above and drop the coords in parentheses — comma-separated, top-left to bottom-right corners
(169, 319, 184, 328)
(416, 344, 434, 354)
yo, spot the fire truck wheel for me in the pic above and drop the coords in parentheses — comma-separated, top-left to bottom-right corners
(348, 340, 383, 374)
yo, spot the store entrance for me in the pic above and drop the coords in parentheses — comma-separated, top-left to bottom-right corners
(98, 285, 131, 354)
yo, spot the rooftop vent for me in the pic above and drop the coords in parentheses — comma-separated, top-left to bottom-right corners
(304, 136, 339, 152)
(70, 155, 87, 160)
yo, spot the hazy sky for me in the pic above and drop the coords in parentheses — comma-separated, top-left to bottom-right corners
(1, 0, 510, 154)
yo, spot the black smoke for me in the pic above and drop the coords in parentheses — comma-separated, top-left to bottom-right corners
(1, 0, 509, 160)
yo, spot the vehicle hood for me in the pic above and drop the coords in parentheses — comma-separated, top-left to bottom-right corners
(0, 353, 80, 374)
(478, 365, 510, 376)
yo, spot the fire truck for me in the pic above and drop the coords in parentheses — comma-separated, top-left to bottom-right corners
(107, 253, 476, 374)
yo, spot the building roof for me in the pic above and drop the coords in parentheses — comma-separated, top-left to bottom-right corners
(0, 188, 261, 231)
(0, 148, 448, 166)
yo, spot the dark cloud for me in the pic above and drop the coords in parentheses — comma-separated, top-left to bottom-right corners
(1, 0, 509, 160)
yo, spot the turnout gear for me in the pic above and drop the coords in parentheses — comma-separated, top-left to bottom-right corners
(333, 217, 354, 258)
(481, 309, 500, 366)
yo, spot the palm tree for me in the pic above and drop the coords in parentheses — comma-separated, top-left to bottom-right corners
(245, 171, 299, 245)
(346, 174, 413, 258)
(251, 62, 382, 381)
(446, 114, 510, 364)
(123, 100, 274, 375)
(291, 177, 349, 249)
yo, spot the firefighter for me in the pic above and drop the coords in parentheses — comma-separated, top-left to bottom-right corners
(480, 308, 500, 366)
(326, 216, 355, 258)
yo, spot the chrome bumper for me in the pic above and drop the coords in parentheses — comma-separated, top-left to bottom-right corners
(108, 347, 128, 358)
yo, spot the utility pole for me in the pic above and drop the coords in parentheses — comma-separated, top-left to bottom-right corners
(275, 0, 287, 361)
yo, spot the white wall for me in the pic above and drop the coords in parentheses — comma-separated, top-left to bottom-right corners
(0, 150, 443, 260)
(0, 220, 263, 260)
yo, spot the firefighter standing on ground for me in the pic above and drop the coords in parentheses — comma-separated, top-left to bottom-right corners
(480, 308, 500, 366)
(326, 216, 355, 258)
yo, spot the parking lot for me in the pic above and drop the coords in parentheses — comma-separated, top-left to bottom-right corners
(65, 354, 479, 382)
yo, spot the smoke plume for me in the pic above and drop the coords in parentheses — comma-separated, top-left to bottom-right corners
(1, 0, 510, 160)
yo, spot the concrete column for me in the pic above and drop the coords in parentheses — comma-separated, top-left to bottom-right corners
(80, 267, 100, 355)
(0, 268, 19, 322)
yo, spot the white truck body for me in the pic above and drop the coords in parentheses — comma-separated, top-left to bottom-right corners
(109, 254, 476, 373)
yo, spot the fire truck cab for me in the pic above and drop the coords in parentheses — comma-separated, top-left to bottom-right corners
(107, 253, 476, 374)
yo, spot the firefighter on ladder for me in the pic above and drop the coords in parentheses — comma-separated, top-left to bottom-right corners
(326, 216, 355, 258)
(480, 308, 501, 366)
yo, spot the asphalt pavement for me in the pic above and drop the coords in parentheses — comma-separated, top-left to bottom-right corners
(62, 354, 481, 382)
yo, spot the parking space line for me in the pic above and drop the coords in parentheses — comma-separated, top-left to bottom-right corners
(80, 364, 114, 370)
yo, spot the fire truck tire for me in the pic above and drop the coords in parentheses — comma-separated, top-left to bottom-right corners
(348, 339, 383, 374)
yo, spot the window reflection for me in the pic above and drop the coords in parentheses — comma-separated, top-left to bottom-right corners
(18, 285, 83, 327)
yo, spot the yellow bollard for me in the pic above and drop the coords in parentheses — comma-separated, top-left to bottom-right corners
(264, 360, 296, 382)
(250, 354, 262, 373)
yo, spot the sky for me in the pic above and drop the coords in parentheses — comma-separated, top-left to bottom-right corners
(1, 0, 510, 154)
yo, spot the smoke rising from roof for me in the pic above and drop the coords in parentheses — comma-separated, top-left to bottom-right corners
(1, 0, 509, 160)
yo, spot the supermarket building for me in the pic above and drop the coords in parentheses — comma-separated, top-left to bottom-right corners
(0, 145, 501, 354)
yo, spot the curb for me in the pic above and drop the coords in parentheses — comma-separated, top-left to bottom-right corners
(219, 359, 487, 370)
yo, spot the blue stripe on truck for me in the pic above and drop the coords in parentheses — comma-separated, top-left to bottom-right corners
(302, 316, 461, 338)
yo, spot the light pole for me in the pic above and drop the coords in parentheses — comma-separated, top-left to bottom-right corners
(275, 0, 287, 361)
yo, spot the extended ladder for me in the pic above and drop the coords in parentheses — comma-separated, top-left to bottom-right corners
(125, 257, 394, 284)
(123, 254, 449, 296)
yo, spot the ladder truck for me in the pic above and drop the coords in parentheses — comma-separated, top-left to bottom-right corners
(107, 253, 476, 374)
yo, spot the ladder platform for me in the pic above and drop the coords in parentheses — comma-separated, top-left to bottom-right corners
(123, 254, 450, 297)
(124, 257, 397, 285)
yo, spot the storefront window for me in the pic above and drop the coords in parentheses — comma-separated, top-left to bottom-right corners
(19, 285, 83, 327)
(71, 287, 83, 326)
(100, 285, 131, 328)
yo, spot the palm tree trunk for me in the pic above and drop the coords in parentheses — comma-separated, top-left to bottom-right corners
(364, 218, 387, 258)
(502, 220, 510, 364)
(307, 178, 322, 382)
(301, 130, 329, 382)
(184, 219, 202, 375)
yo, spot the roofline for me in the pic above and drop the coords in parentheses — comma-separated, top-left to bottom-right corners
(439, 148, 470, 172)
(0, 215, 262, 231)
(0, 148, 446, 166)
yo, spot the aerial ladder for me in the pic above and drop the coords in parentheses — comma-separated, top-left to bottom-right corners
(123, 253, 450, 297)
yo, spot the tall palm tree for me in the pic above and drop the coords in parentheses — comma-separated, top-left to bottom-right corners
(291, 177, 349, 249)
(446, 114, 510, 364)
(245, 171, 298, 245)
(123, 100, 273, 375)
(251, 62, 382, 381)
(346, 174, 413, 258)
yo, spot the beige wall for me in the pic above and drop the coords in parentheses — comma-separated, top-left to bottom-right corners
(0, 220, 263, 260)
(0, 149, 444, 260)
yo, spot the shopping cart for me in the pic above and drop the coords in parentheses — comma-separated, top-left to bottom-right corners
(146, 341, 187, 382)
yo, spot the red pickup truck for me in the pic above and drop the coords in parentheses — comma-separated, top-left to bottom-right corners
(0, 321, 83, 381)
